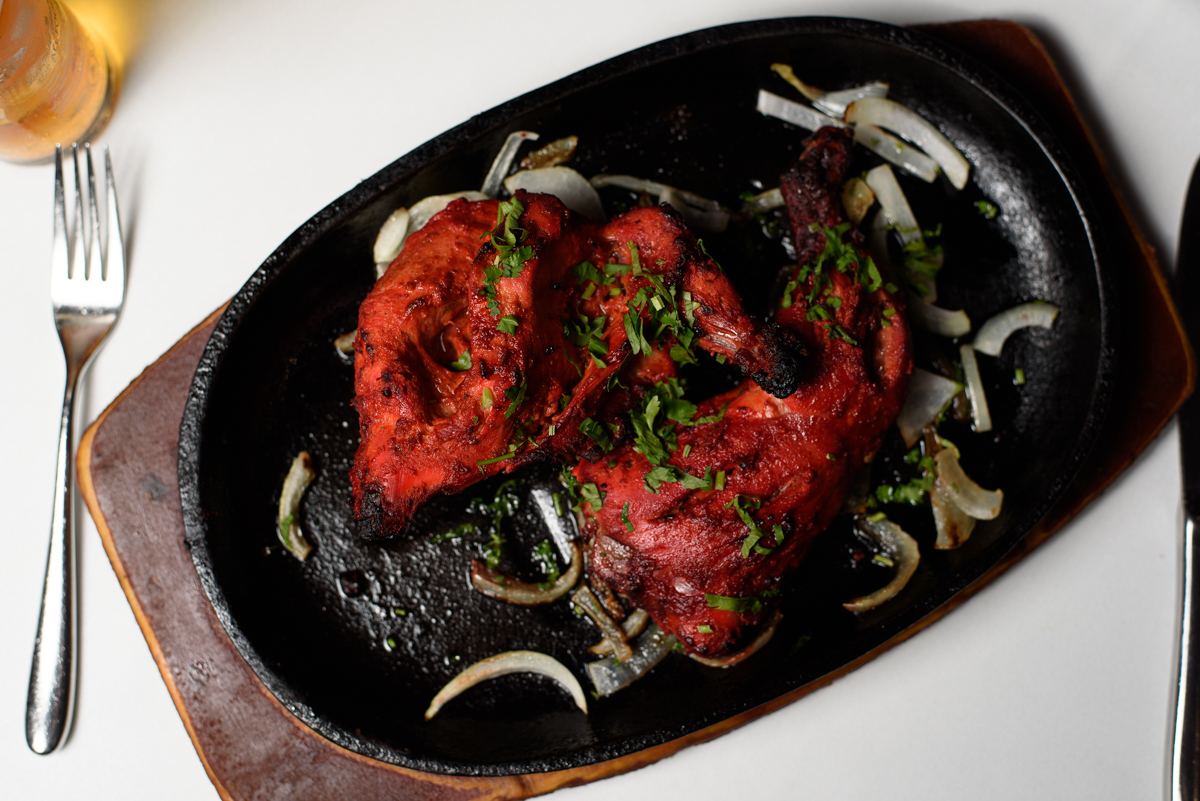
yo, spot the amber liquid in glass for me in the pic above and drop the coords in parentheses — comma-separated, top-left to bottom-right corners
(0, 0, 116, 163)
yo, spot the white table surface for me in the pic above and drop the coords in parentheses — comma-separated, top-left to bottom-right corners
(2, 0, 1198, 798)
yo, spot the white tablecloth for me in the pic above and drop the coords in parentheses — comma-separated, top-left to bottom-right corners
(2, 0, 1197, 798)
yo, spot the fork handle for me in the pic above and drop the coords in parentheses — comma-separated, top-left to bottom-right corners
(26, 376, 80, 755)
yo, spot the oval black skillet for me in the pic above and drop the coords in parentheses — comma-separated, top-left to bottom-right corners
(178, 16, 1115, 777)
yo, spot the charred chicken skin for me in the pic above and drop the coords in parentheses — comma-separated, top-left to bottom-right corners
(576, 127, 914, 657)
(352, 190, 798, 538)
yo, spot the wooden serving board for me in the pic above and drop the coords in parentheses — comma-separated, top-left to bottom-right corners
(77, 21, 1194, 801)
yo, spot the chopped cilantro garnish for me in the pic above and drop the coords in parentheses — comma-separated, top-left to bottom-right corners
(447, 349, 472, 372)
(496, 315, 519, 334)
(697, 624, 713, 634)
(867, 511, 887, 523)
(431, 521, 477, 543)
(481, 387, 494, 411)
(705, 588, 778, 615)
(580, 417, 614, 452)
(503, 374, 527, 419)
(277, 514, 295, 549)
(532, 540, 560, 583)
(873, 554, 895, 568)
(1014, 368, 1026, 385)
(476, 452, 516, 469)
(481, 198, 534, 317)
(579, 482, 605, 512)
(873, 456, 936, 505)
(644, 465, 712, 494)
(483, 530, 505, 569)
(552, 492, 564, 517)
(727, 495, 784, 558)
(714, 470, 726, 491)
(622, 501, 634, 532)
(974, 200, 999, 219)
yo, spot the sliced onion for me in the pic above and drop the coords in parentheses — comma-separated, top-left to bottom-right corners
(853, 123, 940, 183)
(480, 130, 539, 198)
(408, 191, 489, 235)
(845, 98, 970, 190)
(587, 624, 677, 697)
(959, 343, 993, 433)
(531, 486, 576, 561)
(334, 330, 356, 354)
(590, 174, 730, 232)
(843, 516, 920, 613)
(572, 585, 632, 662)
(770, 64, 889, 116)
(504, 166, 606, 220)
(972, 301, 1060, 356)
(277, 452, 315, 560)
(470, 542, 582, 605)
(373, 206, 410, 265)
(907, 295, 971, 337)
(519, 135, 578, 170)
(865, 164, 921, 245)
(896, 368, 961, 447)
(590, 608, 651, 656)
(932, 476, 976, 549)
(841, 177, 875, 225)
(756, 89, 847, 131)
(866, 165, 936, 301)
(933, 448, 1003, 520)
(743, 187, 784, 213)
(425, 650, 587, 719)
(689, 609, 783, 668)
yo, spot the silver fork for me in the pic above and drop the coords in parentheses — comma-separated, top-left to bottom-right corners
(26, 144, 125, 755)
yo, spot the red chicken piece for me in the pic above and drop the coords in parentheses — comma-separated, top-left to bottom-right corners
(352, 191, 798, 538)
(577, 127, 913, 657)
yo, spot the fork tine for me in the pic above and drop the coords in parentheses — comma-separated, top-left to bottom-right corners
(52, 146, 70, 282)
(84, 144, 103, 281)
(70, 145, 86, 280)
(104, 147, 124, 284)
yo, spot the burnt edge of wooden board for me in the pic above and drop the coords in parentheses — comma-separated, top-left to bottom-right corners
(76, 20, 1194, 801)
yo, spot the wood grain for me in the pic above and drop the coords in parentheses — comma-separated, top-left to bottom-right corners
(76, 21, 1194, 800)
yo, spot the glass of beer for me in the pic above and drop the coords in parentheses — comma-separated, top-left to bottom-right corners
(0, 0, 118, 164)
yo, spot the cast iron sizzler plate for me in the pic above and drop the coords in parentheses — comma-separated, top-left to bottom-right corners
(179, 17, 1116, 777)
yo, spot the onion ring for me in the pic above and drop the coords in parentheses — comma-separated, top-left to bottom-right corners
(972, 300, 1060, 356)
(470, 542, 583, 605)
(843, 516, 920, 613)
(844, 98, 970, 190)
(689, 609, 783, 667)
(896, 368, 961, 447)
(504, 166, 606, 221)
(425, 650, 587, 720)
(934, 449, 1003, 520)
(959, 343, 993, 433)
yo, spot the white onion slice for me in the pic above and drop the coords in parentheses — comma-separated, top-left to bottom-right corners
(932, 476, 976, 549)
(590, 174, 730, 231)
(470, 542, 583, 605)
(756, 89, 847, 131)
(959, 343, 993, 433)
(907, 295, 971, 337)
(689, 609, 783, 668)
(590, 608, 651, 656)
(480, 130, 539, 198)
(853, 123, 940, 183)
(744, 187, 784, 213)
(866, 166, 936, 301)
(841, 177, 875, 225)
(334, 330, 356, 354)
(896, 368, 961, 447)
(972, 301, 1060, 356)
(933, 449, 1003, 520)
(373, 207, 410, 265)
(769, 64, 889, 116)
(845, 98, 971, 190)
(865, 164, 921, 245)
(425, 650, 587, 719)
(587, 624, 676, 697)
(408, 191, 489, 235)
(843, 516, 920, 613)
(572, 586, 632, 662)
(504, 166, 606, 220)
(277, 452, 315, 560)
